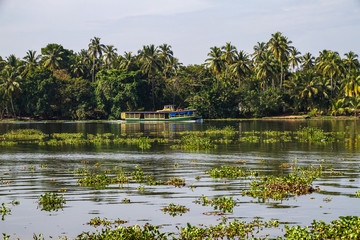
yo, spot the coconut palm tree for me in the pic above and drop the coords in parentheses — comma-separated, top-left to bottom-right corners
(289, 48, 301, 71)
(139, 44, 162, 110)
(316, 50, 343, 98)
(255, 51, 276, 91)
(158, 44, 174, 79)
(300, 52, 315, 71)
(221, 42, 237, 65)
(342, 72, 360, 97)
(22, 50, 41, 76)
(0, 67, 21, 118)
(343, 51, 359, 73)
(119, 52, 138, 71)
(229, 50, 252, 87)
(88, 37, 105, 82)
(252, 42, 267, 63)
(267, 32, 292, 88)
(43, 46, 63, 71)
(103, 45, 118, 69)
(205, 46, 224, 87)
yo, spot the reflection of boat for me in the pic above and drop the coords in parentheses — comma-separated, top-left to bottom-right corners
(121, 105, 202, 121)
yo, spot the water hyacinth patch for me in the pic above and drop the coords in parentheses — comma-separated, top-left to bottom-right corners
(283, 216, 360, 240)
(1, 203, 11, 221)
(37, 193, 66, 211)
(161, 203, 189, 217)
(171, 134, 216, 150)
(195, 195, 236, 213)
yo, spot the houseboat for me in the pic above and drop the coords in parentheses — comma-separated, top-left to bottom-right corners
(121, 105, 201, 121)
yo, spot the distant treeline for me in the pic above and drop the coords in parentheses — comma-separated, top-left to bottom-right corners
(1, 32, 360, 120)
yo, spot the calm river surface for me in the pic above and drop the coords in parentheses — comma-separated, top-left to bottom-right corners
(0, 120, 360, 239)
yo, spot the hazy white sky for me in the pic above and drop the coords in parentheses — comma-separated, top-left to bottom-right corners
(1, 0, 360, 64)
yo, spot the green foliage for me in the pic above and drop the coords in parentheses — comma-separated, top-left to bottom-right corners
(243, 166, 324, 200)
(296, 127, 334, 144)
(179, 218, 279, 239)
(77, 224, 170, 240)
(207, 166, 257, 179)
(195, 196, 236, 213)
(161, 203, 189, 217)
(356, 190, 360, 198)
(18, 67, 58, 118)
(87, 217, 127, 227)
(94, 69, 148, 119)
(171, 134, 216, 151)
(37, 192, 66, 211)
(0, 203, 11, 221)
(0, 129, 46, 141)
(284, 216, 360, 240)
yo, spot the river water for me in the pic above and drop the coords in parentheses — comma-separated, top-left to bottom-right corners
(0, 120, 359, 239)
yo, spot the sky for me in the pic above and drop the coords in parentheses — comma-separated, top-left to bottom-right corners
(1, 0, 360, 65)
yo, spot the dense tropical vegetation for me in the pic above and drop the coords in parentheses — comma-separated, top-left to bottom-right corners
(1, 32, 360, 120)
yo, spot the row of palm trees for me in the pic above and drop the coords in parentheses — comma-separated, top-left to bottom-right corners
(1, 32, 360, 118)
(204, 32, 360, 114)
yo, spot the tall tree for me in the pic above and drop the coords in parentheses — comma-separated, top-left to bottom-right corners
(267, 32, 292, 88)
(289, 48, 301, 71)
(316, 50, 343, 98)
(255, 51, 276, 91)
(42, 46, 63, 71)
(300, 52, 315, 71)
(22, 50, 41, 76)
(139, 44, 162, 110)
(158, 44, 174, 79)
(343, 51, 359, 74)
(205, 46, 224, 87)
(230, 50, 252, 87)
(252, 42, 267, 63)
(88, 37, 105, 82)
(103, 45, 118, 69)
(0, 67, 21, 118)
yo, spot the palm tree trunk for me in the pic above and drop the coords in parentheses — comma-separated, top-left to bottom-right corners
(92, 58, 95, 82)
(10, 96, 16, 119)
(280, 62, 283, 90)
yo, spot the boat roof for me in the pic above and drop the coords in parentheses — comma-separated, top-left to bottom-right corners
(123, 109, 196, 114)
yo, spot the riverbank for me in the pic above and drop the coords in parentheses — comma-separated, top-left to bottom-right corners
(1, 115, 359, 122)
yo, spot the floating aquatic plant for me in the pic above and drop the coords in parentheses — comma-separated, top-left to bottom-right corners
(195, 195, 236, 213)
(38, 192, 66, 211)
(161, 203, 189, 217)
(0, 203, 11, 221)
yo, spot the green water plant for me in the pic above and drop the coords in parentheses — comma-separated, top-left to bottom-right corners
(243, 166, 323, 200)
(37, 192, 66, 211)
(87, 217, 127, 227)
(77, 224, 170, 240)
(171, 134, 216, 151)
(283, 216, 360, 239)
(0, 129, 46, 141)
(0, 203, 11, 221)
(161, 203, 189, 217)
(207, 166, 258, 179)
(166, 177, 185, 187)
(295, 127, 334, 144)
(356, 190, 360, 198)
(179, 218, 279, 239)
(195, 196, 236, 213)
